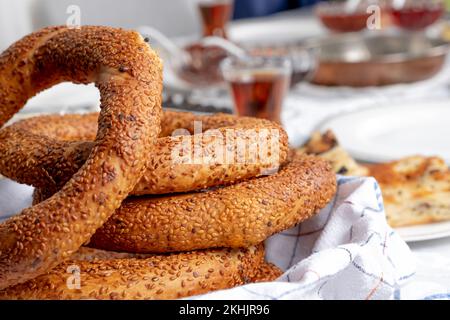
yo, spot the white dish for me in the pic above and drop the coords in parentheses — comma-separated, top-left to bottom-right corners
(396, 220, 450, 242)
(319, 100, 450, 164)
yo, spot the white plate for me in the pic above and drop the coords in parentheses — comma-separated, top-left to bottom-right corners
(319, 100, 450, 164)
(396, 220, 450, 242)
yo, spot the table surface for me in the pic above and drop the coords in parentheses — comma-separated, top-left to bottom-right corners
(402, 238, 450, 299)
(4, 9, 450, 300)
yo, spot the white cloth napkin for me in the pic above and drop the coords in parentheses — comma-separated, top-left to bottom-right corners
(0, 175, 415, 300)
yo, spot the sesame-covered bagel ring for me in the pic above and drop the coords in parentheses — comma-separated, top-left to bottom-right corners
(68, 247, 283, 284)
(0, 26, 163, 289)
(0, 111, 289, 195)
(34, 154, 337, 253)
(0, 245, 266, 300)
(68, 247, 282, 284)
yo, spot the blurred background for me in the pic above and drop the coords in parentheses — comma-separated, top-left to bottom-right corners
(0, 0, 322, 45)
(2, 0, 450, 146)
(0, 0, 449, 145)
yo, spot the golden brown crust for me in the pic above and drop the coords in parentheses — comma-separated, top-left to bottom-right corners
(299, 130, 369, 176)
(301, 131, 450, 228)
(368, 156, 450, 227)
(1, 111, 289, 195)
(300, 130, 338, 155)
(367, 156, 449, 186)
(0, 245, 265, 300)
(0, 26, 163, 290)
(251, 263, 283, 283)
(71, 247, 283, 283)
(35, 154, 337, 253)
(69, 247, 151, 261)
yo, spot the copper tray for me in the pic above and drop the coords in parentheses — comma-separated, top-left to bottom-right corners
(304, 32, 449, 87)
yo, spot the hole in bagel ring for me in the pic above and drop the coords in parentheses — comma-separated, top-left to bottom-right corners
(0, 26, 163, 289)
